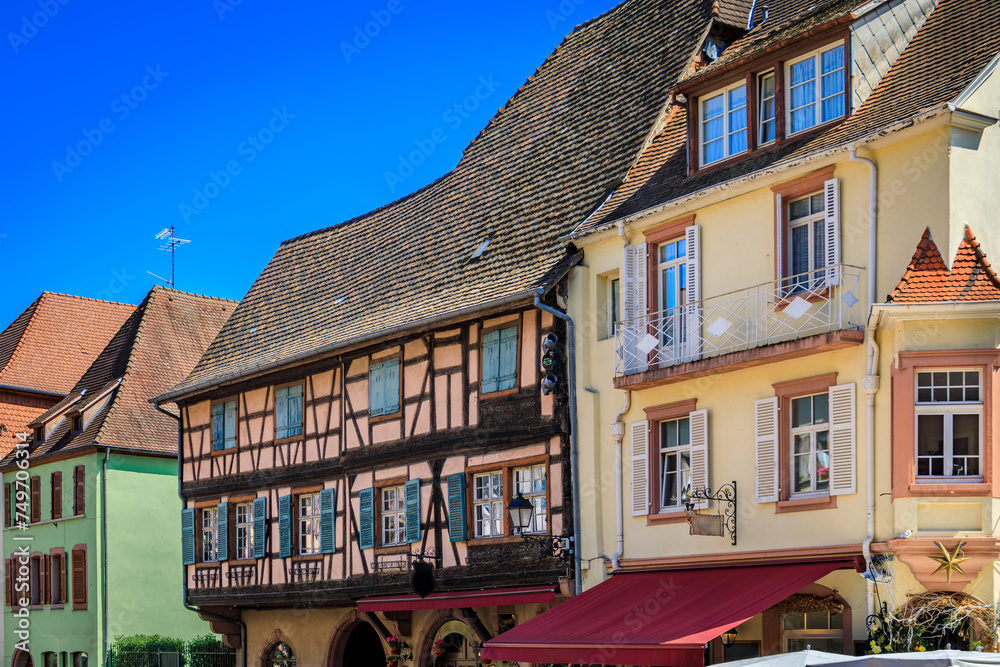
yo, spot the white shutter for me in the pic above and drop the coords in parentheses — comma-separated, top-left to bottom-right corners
(754, 397, 780, 503)
(630, 420, 650, 516)
(828, 383, 856, 496)
(824, 178, 841, 286)
(684, 225, 702, 363)
(688, 409, 709, 510)
(622, 244, 649, 374)
(775, 193, 784, 281)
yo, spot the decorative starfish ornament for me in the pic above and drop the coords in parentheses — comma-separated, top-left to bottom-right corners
(930, 541, 971, 583)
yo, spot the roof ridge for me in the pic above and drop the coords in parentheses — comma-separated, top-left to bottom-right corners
(38, 290, 135, 309)
(0, 294, 43, 380)
(150, 284, 240, 305)
(961, 225, 1000, 291)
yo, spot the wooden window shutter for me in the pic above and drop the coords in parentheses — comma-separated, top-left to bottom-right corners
(30, 476, 40, 524)
(405, 478, 421, 544)
(369, 362, 385, 417)
(252, 497, 267, 559)
(824, 178, 841, 286)
(384, 359, 401, 415)
(287, 384, 303, 437)
(211, 403, 224, 450)
(630, 420, 649, 516)
(684, 225, 703, 363)
(319, 488, 336, 554)
(358, 488, 375, 550)
(59, 554, 67, 604)
(42, 555, 50, 605)
(497, 326, 519, 391)
(181, 508, 196, 565)
(446, 474, 467, 542)
(754, 397, 780, 503)
(51, 472, 62, 520)
(480, 331, 501, 394)
(278, 495, 293, 558)
(828, 382, 857, 496)
(622, 243, 649, 374)
(74, 465, 85, 516)
(275, 387, 289, 438)
(224, 401, 237, 449)
(688, 409, 710, 510)
(71, 550, 86, 605)
(5, 559, 11, 606)
(4, 483, 9, 528)
(216, 502, 229, 561)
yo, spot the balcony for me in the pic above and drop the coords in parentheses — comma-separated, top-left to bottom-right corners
(614, 265, 865, 385)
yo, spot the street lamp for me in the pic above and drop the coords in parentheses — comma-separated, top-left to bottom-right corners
(508, 492, 536, 534)
(505, 493, 572, 563)
(721, 628, 739, 647)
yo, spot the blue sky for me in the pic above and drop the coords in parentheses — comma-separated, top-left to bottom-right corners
(0, 0, 621, 327)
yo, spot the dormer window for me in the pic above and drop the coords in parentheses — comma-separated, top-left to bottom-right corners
(700, 82, 747, 166)
(72, 415, 83, 434)
(758, 72, 776, 145)
(33, 427, 44, 444)
(786, 44, 846, 135)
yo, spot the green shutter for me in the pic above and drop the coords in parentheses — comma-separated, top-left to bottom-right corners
(252, 497, 267, 559)
(181, 508, 195, 565)
(287, 384, 303, 437)
(359, 488, 375, 550)
(369, 363, 385, 417)
(320, 488, 336, 554)
(498, 325, 518, 391)
(447, 474, 467, 542)
(211, 404, 224, 451)
(216, 502, 229, 561)
(405, 478, 421, 544)
(481, 330, 500, 394)
(278, 495, 292, 558)
(384, 359, 401, 415)
(275, 387, 289, 439)
(223, 401, 237, 449)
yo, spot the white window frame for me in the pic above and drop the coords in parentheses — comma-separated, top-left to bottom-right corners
(659, 416, 692, 510)
(473, 471, 503, 538)
(786, 191, 829, 288)
(699, 81, 748, 167)
(513, 465, 547, 534)
(790, 393, 831, 497)
(606, 276, 621, 340)
(298, 493, 321, 555)
(758, 70, 776, 145)
(380, 485, 407, 546)
(657, 236, 689, 360)
(785, 43, 846, 137)
(915, 369, 984, 479)
(783, 611, 845, 653)
(201, 507, 218, 562)
(235, 502, 254, 560)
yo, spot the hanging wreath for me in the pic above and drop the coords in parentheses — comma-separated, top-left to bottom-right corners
(770, 594, 845, 615)
(868, 592, 999, 653)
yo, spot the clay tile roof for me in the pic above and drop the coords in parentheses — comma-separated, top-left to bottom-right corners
(3, 287, 236, 466)
(714, 0, 755, 28)
(0, 293, 135, 395)
(887, 227, 1000, 303)
(572, 0, 1000, 237)
(166, 0, 723, 398)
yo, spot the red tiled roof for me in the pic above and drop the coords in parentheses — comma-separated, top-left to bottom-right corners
(0, 392, 59, 458)
(887, 227, 1000, 303)
(0, 293, 135, 395)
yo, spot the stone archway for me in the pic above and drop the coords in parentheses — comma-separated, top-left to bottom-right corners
(414, 613, 479, 667)
(326, 613, 386, 667)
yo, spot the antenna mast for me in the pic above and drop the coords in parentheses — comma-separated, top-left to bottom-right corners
(150, 226, 191, 288)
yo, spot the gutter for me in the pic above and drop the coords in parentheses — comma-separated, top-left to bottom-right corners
(154, 401, 248, 666)
(532, 291, 583, 595)
(0, 384, 66, 399)
(101, 447, 109, 663)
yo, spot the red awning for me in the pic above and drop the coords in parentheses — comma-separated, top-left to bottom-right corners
(482, 560, 844, 666)
(357, 584, 556, 612)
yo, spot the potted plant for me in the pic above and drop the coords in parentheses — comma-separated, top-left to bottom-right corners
(386, 636, 403, 655)
(432, 638, 446, 658)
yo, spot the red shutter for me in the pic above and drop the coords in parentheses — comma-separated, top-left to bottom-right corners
(5, 559, 11, 606)
(71, 550, 86, 606)
(58, 554, 67, 604)
(42, 555, 50, 605)
(4, 483, 9, 528)
(51, 472, 62, 520)
(30, 476, 40, 524)
(74, 466, 85, 516)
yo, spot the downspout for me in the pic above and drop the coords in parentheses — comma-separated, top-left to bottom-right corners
(154, 401, 248, 667)
(850, 147, 878, 620)
(533, 291, 582, 595)
(101, 447, 109, 663)
(610, 390, 631, 572)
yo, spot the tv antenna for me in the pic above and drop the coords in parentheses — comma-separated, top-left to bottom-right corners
(147, 226, 191, 288)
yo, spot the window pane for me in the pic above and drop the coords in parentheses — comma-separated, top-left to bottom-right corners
(791, 106, 815, 134)
(704, 138, 724, 165)
(830, 612, 843, 630)
(790, 58, 815, 87)
(816, 431, 829, 491)
(917, 414, 945, 476)
(789, 198, 810, 220)
(678, 418, 690, 447)
(813, 220, 827, 272)
(813, 394, 829, 425)
(784, 613, 805, 630)
(703, 94, 724, 121)
(791, 225, 810, 277)
(792, 396, 812, 427)
(953, 414, 980, 476)
(677, 239, 686, 257)
(806, 611, 829, 629)
(810, 193, 825, 214)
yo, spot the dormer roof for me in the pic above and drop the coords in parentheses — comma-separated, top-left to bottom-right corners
(887, 227, 1000, 303)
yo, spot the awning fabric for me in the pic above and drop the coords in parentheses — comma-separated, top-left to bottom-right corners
(357, 584, 555, 612)
(482, 560, 843, 666)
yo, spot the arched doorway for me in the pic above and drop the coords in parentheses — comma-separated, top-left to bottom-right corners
(11, 649, 34, 667)
(342, 622, 386, 667)
(434, 632, 477, 667)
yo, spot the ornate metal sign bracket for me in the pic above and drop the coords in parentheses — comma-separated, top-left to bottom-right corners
(685, 481, 737, 546)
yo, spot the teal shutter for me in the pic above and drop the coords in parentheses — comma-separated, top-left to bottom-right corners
(275, 387, 289, 439)
(223, 401, 237, 449)
(216, 502, 229, 561)
(278, 495, 292, 558)
(287, 384, 303, 437)
(447, 474, 467, 542)
(498, 326, 518, 391)
(369, 363, 385, 417)
(181, 508, 195, 565)
(405, 478, 421, 544)
(359, 488, 375, 550)
(252, 497, 267, 559)
(211, 404, 224, 451)
(384, 359, 401, 415)
(320, 488, 336, 554)
(481, 330, 500, 394)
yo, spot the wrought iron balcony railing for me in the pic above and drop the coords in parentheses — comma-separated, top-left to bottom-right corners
(615, 264, 865, 377)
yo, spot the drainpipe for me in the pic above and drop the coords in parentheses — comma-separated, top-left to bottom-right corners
(533, 291, 582, 595)
(610, 390, 631, 572)
(154, 401, 248, 667)
(850, 147, 878, 620)
(101, 447, 109, 664)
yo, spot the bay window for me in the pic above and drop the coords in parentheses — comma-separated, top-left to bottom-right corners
(916, 370, 982, 478)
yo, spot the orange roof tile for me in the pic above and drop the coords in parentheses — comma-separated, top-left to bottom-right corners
(887, 227, 1000, 303)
